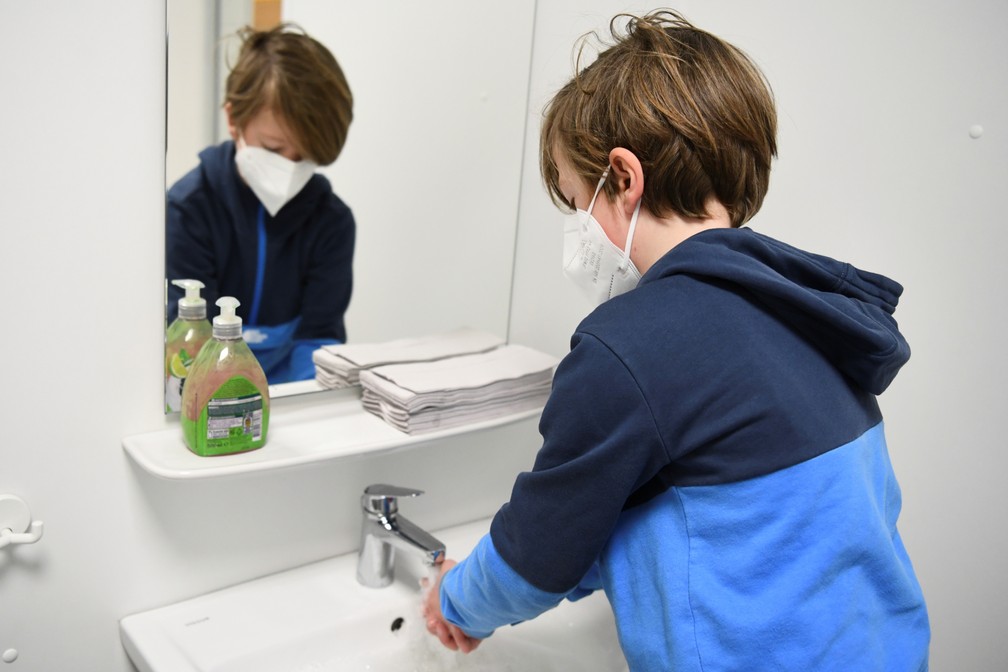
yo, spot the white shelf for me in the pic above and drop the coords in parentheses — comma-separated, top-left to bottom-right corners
(123, 390, 541, 480)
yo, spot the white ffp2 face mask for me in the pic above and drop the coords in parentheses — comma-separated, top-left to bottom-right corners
(562, 168, 642, 306)
(234, 137, 317, 216)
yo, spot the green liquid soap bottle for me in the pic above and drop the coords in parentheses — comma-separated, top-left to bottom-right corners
(181, 296, 270, 456)
(165, 279, 213, 413)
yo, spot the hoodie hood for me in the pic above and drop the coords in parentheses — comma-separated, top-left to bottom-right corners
(641, 227, 910, 395)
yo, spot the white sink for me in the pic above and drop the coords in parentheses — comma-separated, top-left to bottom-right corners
(120, 518, 628, 672)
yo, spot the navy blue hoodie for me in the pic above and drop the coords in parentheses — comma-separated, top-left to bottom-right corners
(441, 227, 929, 671)
(166, 141, 355, 382)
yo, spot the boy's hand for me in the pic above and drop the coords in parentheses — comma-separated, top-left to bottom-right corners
(421, 558, 483, 654)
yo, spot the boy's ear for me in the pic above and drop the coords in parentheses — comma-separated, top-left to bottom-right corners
(608, 147, 644, 216)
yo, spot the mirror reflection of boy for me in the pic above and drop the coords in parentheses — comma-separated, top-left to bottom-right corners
(166, 24, 354, 384)
(423, 11, 930, 670)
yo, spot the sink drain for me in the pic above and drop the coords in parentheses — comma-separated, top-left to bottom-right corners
(390, 616, 405, 633)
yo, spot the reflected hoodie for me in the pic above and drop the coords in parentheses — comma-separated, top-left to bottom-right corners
(166, 141, 355, 382)
(441, 227, 930, 671)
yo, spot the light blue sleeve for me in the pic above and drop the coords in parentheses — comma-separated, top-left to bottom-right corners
(288, 339, 339, 382)
(439, 534, 583, 639)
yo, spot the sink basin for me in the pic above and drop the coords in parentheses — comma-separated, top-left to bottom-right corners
(120, 518, 628, 671)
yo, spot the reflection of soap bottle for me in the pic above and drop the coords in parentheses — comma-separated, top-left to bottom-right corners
(181, 297, 270, 456)
(165, 279, 213, 413)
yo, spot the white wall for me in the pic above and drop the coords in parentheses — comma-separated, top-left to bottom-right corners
(510, 2, 1008, 670)
(1, 1, 1004, 671)
(166, 0, 217, 186)
(0, 2, 168, 669)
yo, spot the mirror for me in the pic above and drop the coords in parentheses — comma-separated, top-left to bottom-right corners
(165, 0, 537, 407)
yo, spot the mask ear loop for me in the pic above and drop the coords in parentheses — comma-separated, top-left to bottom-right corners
(585, 168, 610, 216)
(619, 199, 642, 273)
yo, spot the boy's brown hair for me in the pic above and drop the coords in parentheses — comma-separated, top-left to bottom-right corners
(541, 10, 777, 227)
(225, 23, 353, 166)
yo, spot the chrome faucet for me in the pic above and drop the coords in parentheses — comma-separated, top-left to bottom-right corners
(356, 484, 446, 588)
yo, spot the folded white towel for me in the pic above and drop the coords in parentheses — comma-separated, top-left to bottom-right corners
(361, 386, 550, 433)
(358, 344, 558, 434)
(312, 327, 505, 388)
(360, 344, 558, 398)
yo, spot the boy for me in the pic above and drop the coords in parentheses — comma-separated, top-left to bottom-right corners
(424, 10, 929, 671)
(166, 24, 354, 383)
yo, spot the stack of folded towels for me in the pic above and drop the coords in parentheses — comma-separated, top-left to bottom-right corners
(312, 327, 506, 389)
(313, 328, 558, 434)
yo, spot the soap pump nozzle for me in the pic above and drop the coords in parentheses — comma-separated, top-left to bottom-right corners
(172, 279, 207, 320)
(213, 296, 243, 340)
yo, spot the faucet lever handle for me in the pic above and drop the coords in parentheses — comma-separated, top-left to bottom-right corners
(361, 484, 424, 516)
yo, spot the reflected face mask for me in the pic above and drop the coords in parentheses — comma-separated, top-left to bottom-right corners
(562, 168, 642, 306)
(234, 137, 317, 216)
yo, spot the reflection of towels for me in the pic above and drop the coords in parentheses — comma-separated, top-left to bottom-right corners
(359, 345, 558, 434)
(312, 327, 505, 388)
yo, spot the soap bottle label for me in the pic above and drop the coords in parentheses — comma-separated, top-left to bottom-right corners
(183, 375, 269, 456)
(207, 394, 264, 442)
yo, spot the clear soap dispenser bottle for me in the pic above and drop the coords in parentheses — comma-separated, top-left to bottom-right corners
(165, 279, 213, 413)
(181, 296, 270, 456)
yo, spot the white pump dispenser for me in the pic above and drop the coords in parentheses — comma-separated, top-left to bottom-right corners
(165, 279, 213, 414)
(213, 296, 243, 340)
(172, 279, 207, 320)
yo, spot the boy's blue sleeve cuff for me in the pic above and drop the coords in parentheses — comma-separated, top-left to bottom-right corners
(439, 534, 570, 638)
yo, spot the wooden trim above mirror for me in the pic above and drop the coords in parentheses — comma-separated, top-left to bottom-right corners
(253, 0, 282, 29)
